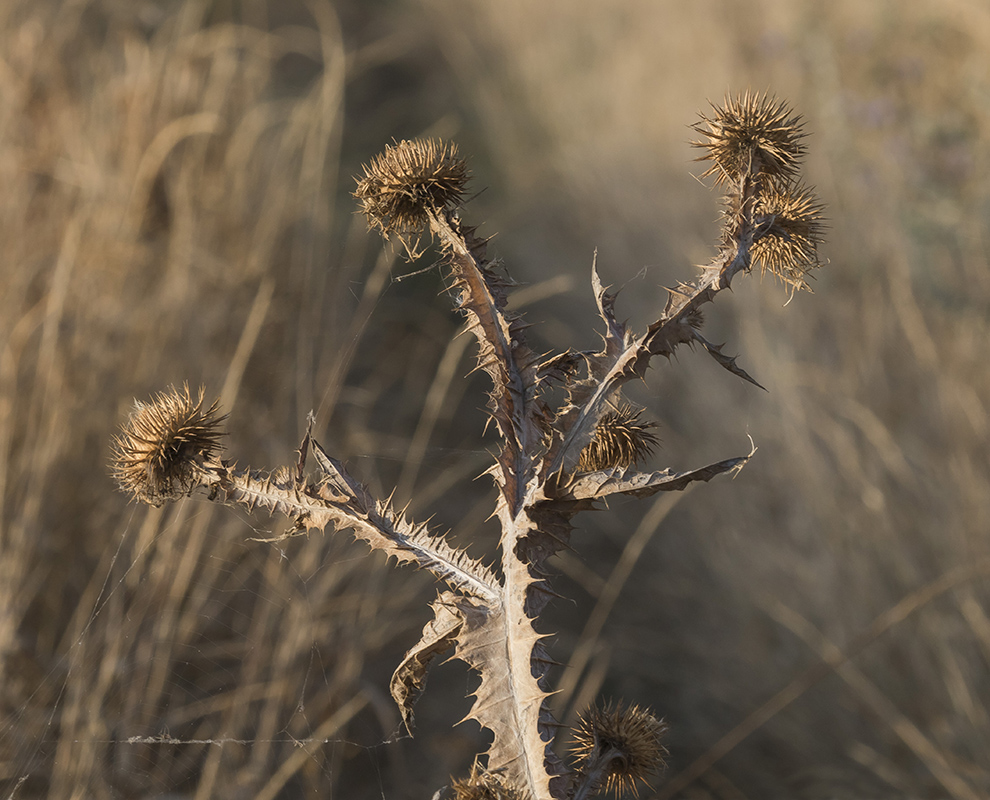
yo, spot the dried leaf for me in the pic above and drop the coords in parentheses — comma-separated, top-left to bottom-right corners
(558, 448, 755, 501)
(391, 592, 467, 734)
(692, 331, 767, 391)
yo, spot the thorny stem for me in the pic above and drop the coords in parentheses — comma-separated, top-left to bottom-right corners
(426, 207, 541, 517)
(194, 456, 503, 608)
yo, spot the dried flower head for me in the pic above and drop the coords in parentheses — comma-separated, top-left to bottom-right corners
(354, 138, 469, 241)
(692, 92, 806, 187)
(752, 182, 827, 289)
(578, 404, 659, 472)
(450, 763, 532, 800)
(570, 702, 668, 798)
(111, 385, 226, 506)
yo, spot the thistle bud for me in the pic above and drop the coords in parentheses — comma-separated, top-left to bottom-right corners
(569, 701, 668, 797)
(578, 404, 659, 472)
(354, 138, 469, 241)
(111, 385, 226, 506)
(752, 181, 827, 290)
(692, 92, 806, 187)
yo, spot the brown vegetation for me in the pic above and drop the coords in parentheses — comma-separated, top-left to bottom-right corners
(1, 1, 988, 799)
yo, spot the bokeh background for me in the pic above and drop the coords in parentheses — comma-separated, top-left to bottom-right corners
(1, 1, 988, 798)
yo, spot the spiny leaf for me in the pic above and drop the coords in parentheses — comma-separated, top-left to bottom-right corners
(451, 581, 561, 799)
(692, 331, 767, 391)
(591, 252, 629, 356)
(555, 446, 755, 502)
(127, 428, 503, 604)
(428, 211, 545, 517)
(543, 246, 748, 480)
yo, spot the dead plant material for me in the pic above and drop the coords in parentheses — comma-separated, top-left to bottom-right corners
(111, 384, 226, 506)
(578, 404, 659, 473)
(570, 701, 669, 798)
(692, 91, 806, 188)
(113, 94, 827, 799)
(354, 138, 469, 246)
(694, 92, 825, 291)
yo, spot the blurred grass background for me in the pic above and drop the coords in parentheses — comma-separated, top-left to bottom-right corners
(0, 0, 988, 798)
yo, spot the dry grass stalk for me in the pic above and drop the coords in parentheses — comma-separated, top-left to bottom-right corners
(112, 95, 825, 799)
(0, 5, 413, 797)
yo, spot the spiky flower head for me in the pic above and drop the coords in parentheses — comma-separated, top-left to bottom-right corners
(579, 404, 659, 472)
(450, 763, 532, 800)
(570, 701, 668, 798)
(692, 92, 806, 187)
(354, 138, 469, 241)
(111, 384, 226, 506)
(752, 182, 827, 290)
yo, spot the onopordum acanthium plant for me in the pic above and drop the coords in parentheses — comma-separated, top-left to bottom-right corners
(112, 93, 826, 800)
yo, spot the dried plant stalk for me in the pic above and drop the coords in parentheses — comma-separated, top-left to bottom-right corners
(112, 94, 826, 799)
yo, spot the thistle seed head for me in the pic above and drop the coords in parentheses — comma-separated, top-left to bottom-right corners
(752, 182, 827, 290)
(578, 404, 659, 472)
(111, 384, 226, 506)
(354, 138, 469, 240)
(450, 763, 532, 800)
(692, 91, 807, 187)
(570, 701, 668, 798)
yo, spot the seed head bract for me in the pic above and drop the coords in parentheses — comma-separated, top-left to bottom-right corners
(451, 762, 532, 800)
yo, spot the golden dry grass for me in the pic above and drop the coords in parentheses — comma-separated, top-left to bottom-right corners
(1, 0, 989, 798)
(0, 2, 489, 797)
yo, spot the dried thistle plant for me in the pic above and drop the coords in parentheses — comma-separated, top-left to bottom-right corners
(112, 95, 826, 799)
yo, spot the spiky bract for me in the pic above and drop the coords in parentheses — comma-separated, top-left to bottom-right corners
(111, 385, 225, 506)
(354, 138, 469, 239)
(752, 182, 827, 289)
(578, 405, 659, 472)
(692, 92, 806, 187)
(570, 702, 668, 798)
(450, 763, 532, 800)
